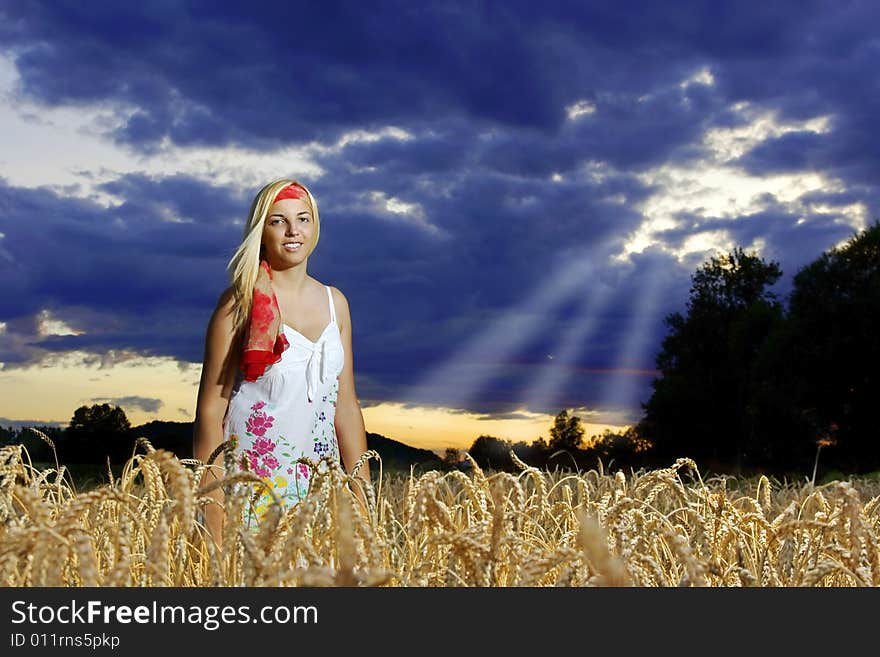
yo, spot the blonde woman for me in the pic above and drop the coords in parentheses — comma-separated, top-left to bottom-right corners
(193, 179, 370, 547)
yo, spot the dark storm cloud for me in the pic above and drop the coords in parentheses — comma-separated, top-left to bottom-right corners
(340, 131, 469, 178)
(737, 116, 880, 190)
(1, 0, 879, 429)
(2, 2, 571, 147)
(1, 0, 875, 173)
(711, 2, 880, 193)
(736, 131, 827, 173)
(0, 1, 767, 164)
(0, 174, 242, 297)
(0, 176, 245, 363)
(91, 395, 163, 413)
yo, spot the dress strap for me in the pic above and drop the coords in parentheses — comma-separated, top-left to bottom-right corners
(325, 285, 337, 324)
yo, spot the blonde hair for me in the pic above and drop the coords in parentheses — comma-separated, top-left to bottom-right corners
(226, 178, 321, 336)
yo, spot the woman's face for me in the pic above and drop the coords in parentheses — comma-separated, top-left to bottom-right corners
(261, 197, 315, 265)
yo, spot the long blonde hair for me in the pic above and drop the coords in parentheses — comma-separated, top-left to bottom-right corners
(226, 178, 321, 336)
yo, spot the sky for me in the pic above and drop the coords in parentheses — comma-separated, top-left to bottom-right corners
(0, 1, 877, 455)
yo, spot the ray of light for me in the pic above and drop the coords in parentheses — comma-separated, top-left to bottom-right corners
(595, 257, 667, 427)
(400, 247, 610, 411)
(517, 273, 615, 416)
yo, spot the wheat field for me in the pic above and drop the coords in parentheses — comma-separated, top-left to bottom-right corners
(1, 431, 878, 587)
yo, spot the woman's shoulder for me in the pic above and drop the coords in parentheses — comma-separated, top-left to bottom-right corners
(211, 286, 242, 334)
(318, 282, 350, 330)
(327, 285, 348, 307)
(207, 286, 236, 317)
(218, 285, 235, 306)
(310, 277, 348, 304)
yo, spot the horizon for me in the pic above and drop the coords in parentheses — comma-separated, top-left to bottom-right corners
(0, 407, 623, 460)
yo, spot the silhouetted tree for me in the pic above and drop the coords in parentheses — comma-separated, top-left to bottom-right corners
(64, 403, 133, 464)
(784, 220, 880, 472)
(442, 447, 461, 469)
(510, 439, 549, 468)
(548, 409, 585, 451)
(468, 435, 515, 470)
(638, 247, 784, 473)
(132, 420, 193, 459)
(590, 426, 654, 470)
(744, 317, 816, 471)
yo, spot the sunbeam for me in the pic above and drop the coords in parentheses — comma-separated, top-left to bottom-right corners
(517, 272, 615, 417)
(595, 257, 667, 427)
(399, 244, 614, 412)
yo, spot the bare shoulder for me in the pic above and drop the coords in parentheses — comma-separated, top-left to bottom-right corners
(217, 285, 235, 308)
(329, 286, 351, 330)
(329, 285, 350, 311)
(212, 286, 236, 324)
(209, 286, 239, 340)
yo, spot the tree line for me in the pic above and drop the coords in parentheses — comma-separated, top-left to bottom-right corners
(0, 406, 189, 466)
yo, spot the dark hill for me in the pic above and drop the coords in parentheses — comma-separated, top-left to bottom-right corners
(364, 431, 442, 473)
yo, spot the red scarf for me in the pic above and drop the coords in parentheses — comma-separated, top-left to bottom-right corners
(240, 260, 289, 381)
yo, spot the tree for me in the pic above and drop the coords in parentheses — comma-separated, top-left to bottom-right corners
(467, 435, 514, 470)
(64, 403, 133, 464)
(547, 410, 585, 451)
(743, 318, 816, 471)
(784, 220, 880, 472)
(442, 447, 461, 468)
(590, 426, 653, 469)
(638, 247, 785, 473)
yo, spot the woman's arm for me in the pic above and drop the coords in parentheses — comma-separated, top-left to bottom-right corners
(192, 286, 241, 548)
(331, 287, 371, 510)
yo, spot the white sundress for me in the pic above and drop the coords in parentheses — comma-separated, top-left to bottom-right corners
(223, 284, 344, 531)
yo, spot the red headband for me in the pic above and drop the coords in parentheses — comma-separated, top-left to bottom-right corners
(272, 183, 307, 204)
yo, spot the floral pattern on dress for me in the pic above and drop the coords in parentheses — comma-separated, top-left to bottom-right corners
(310, 379, 340, 462)
(237, 399, 312, 522)
(230, 366, 342, 531)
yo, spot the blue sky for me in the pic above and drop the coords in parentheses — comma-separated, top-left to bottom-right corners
(0, 1, 877, 451)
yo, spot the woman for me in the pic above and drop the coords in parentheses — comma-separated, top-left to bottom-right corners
(193, 178, 371, 546)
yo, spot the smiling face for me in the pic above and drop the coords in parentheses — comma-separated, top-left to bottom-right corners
(261, 197, 315, 265)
